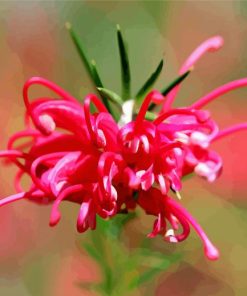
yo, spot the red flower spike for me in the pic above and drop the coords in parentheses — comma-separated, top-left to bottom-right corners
(1, 35, 247, 261)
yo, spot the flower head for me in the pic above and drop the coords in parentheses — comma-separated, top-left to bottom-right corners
(1, 32, 247, 261)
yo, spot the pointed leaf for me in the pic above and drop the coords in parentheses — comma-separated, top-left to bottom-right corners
(96, 88, 120, 122)
(161, 69, 191, 96)
(66, 23, 117, 115)
(148, 69, 191, 111)
(117, 24, 131, 100)
(97, 87, 123, 109)
(128, 254, 181, 290)
(136, 59, 164, 103)
(83, 243, 102, 263)
(91, 59, 104, 88)
(107, 212, 137, 239)
(66, 22, 94, 83)
(90, 60, 114, 113)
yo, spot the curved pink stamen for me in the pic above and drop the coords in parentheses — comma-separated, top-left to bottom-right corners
(30, 100, 85, 135)
(167, 213, 179, 230)
(7, 130, 40, 151)
(0, 192, 26, 207)
(135, 90, 164, 131)
(180, 36, 224, 75)
(148, 213, 166, 238)
(84, 94, 108, 113)
(167, 197, 219, 260)
(23, 77, 78, 110)
(98, 152, 122, 177)
(49, 184, 84, 227)
(98, 152, 122, 201)
(24, 97, 55, 128)
(157, 174, 167, 195)
(192, 78, 247, 109)
(212, 123, 247, 142)
(77, 198, 92, 233)
(162, 36, 223, 112)
(166, 209, 190, 242)
(0, 150, 27, 171)
(23, 78, 80, 133)
(154, 108, 207, 125)
(99, 201, 117, 218)
(6, 131, 41, 171)
(0, 150, 26, 159)
(30, 152, 68, 194)
(48, 152, 80, 196)
(124, 167, 140, 188)
(160, 142, 183, 154)
(84, 94, 108, 141)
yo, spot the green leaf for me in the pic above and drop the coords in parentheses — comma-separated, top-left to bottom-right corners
(161, 69, 191, 96)
(148, 69, 191, 111)
(85, 230, 114, 295)
(128, 254, 181, 290)
(117, 24, 131, 100)
(136, 59, 164, 103)
(108, 212, 137, 239)
(83, 242, 103, 263)
(66, 22, 94, 83)
(91, 59, 104, 88)
(97, 87, 123, 110)
(66, 23, 118, 116)
(90, 60, 113, 113)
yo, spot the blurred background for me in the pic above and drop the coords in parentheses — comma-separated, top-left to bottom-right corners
(0, 1, 247, 295)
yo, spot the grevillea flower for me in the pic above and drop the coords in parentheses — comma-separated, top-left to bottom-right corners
(1, 34, 247, 261)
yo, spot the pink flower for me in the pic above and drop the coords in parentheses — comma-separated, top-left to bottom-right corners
(138, 188, 219, 261)
(1, 36, 247, 261)
(1, 77, 124, 233)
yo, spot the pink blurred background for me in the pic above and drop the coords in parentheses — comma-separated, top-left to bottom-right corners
(0, 1, 247, 295)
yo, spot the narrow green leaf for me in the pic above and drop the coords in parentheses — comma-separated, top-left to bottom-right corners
(117, 24, 131, 100)
(107, 212, 137, 239)
(129, 261, 169, 289)
(66, 23, 117, 116)
(66, 22, 93, 82)
(136, 59, 164, 103)
(97, 87, 123, 109)
(148, 69, 191, 111)
(91, 59, 104, 88)
(161, 69, 191, 96)
(96, 88, 120, 122)
(83, 243, 102, 263)
(128, 254, 181, 290)
(90, 60, 113, 113)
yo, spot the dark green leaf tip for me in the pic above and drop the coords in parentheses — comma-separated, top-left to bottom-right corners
(148, 69, 192, 111)
(161, 69, 191, 96)
(136, 59, 164, 103)
(117, 24, 131, 100)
